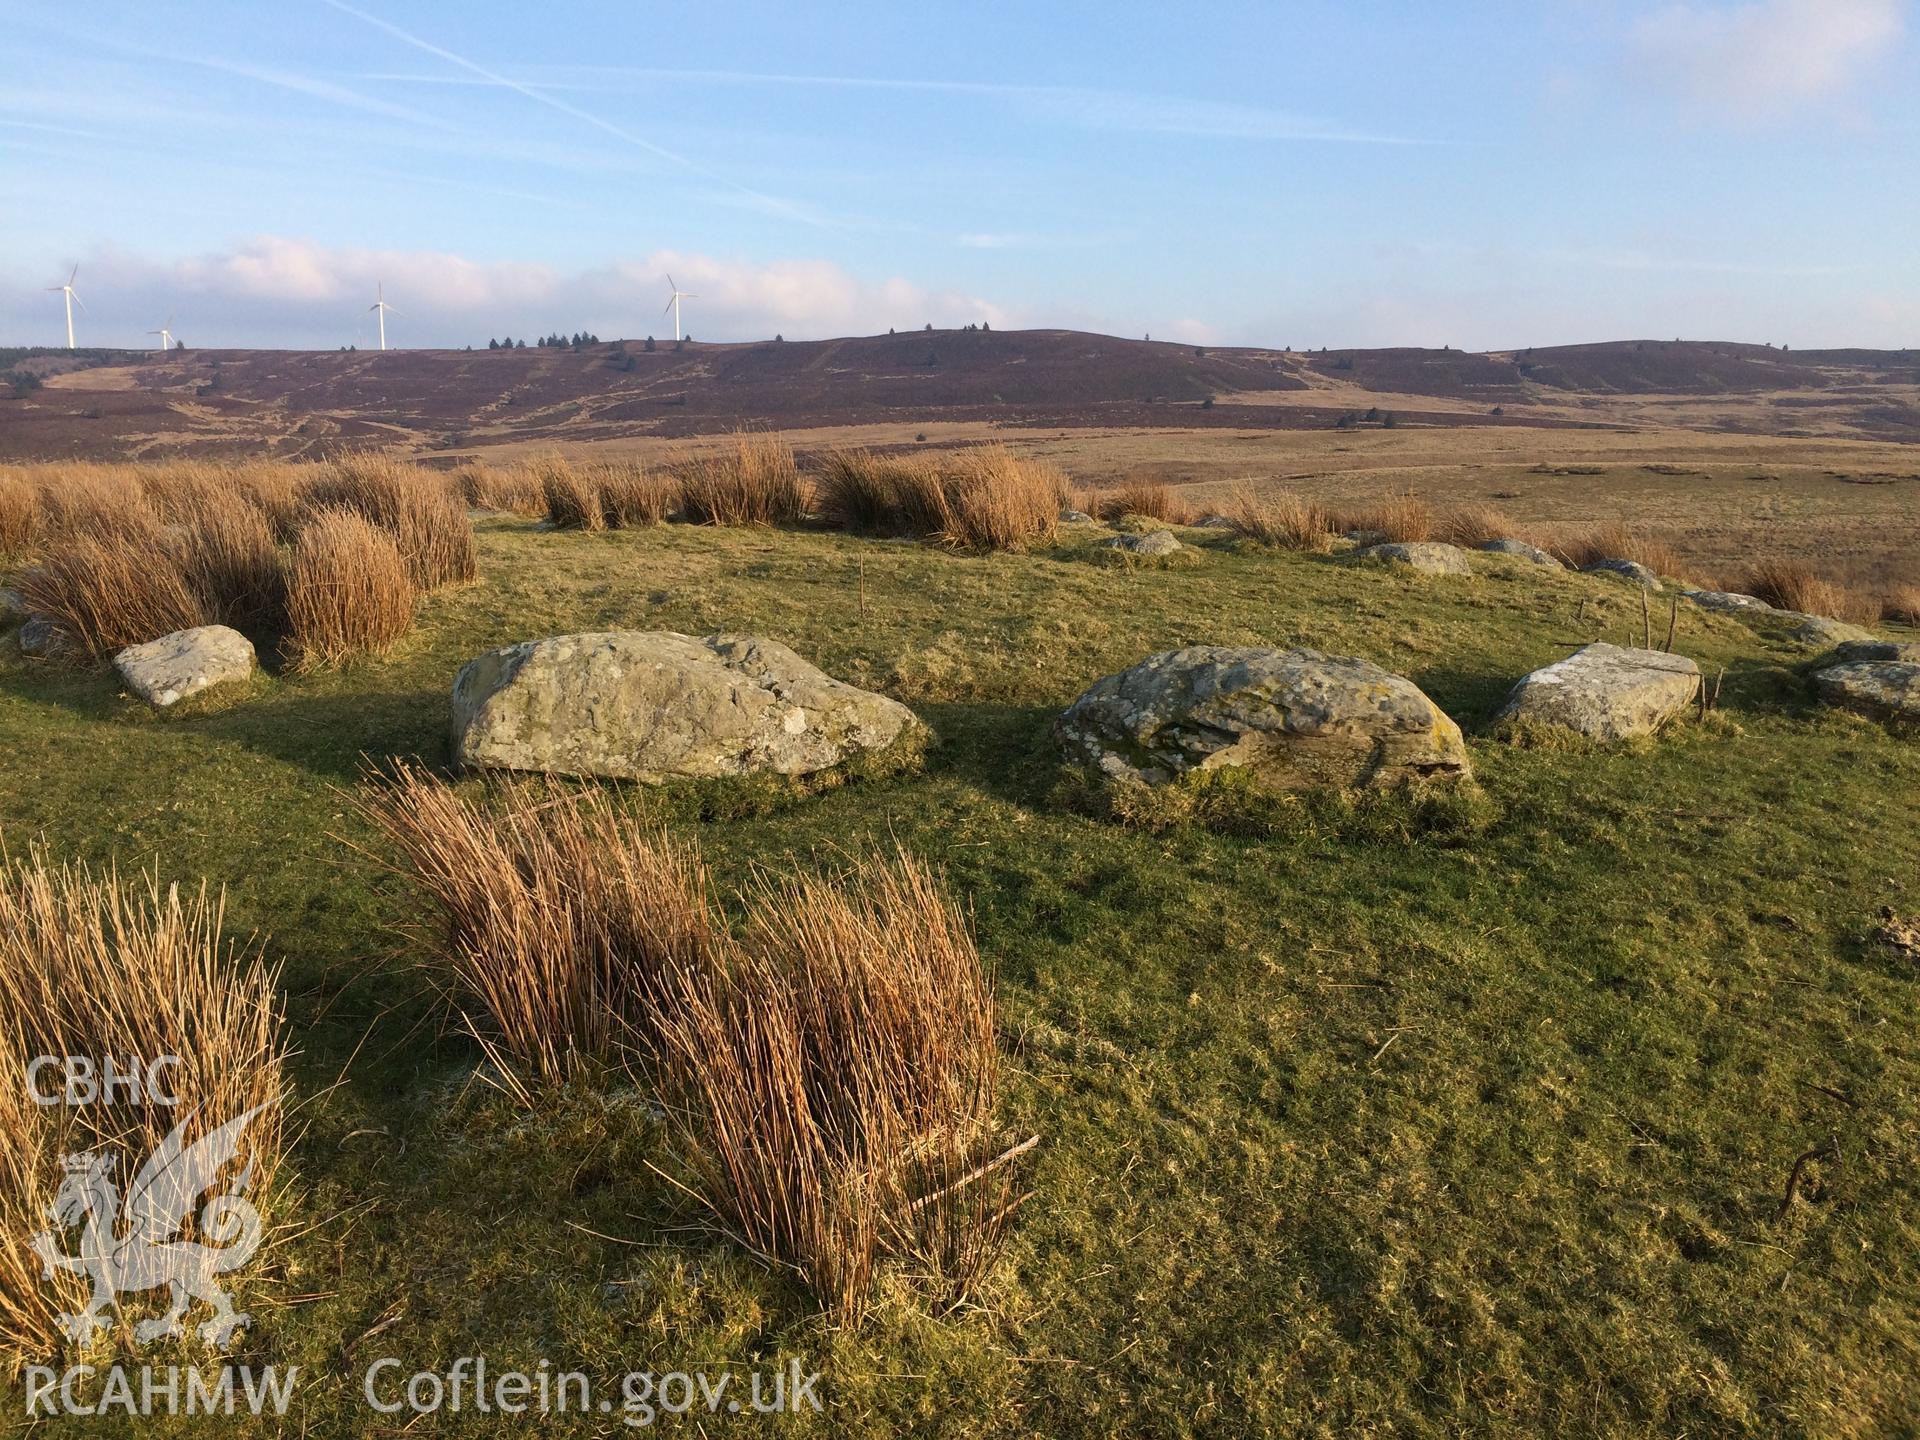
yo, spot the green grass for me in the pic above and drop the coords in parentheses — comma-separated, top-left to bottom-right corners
(3, 516, 1918, 1435)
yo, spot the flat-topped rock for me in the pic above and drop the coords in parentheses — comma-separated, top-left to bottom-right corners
(1192, 514, 1235, 530)
(1813, 661, 1920, 722)
(1480, 539, 1562, 568)
(1833, 640, 1920, 665)
(1683, 588, 1773, 613)
(113, 625, 255, 708)
(1103, 530, 1182, 557)
(1059, 509, 1094, 524)
(1583, 558, 1662, 591)
(1788, 614, 1874, 647)
(1496, 642, 1700, 740)
(1359, 542, 1473, 576)
(1057, 645, 1470, 789)
(451, 631, 922, 782)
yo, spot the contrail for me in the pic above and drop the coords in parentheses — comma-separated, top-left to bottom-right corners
(319, 0, 821, 224)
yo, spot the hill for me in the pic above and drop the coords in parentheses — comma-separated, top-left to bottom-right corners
(4, 330, 1919, 461)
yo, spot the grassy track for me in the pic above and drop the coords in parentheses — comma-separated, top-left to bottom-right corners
(3, 516, 1917, 1435)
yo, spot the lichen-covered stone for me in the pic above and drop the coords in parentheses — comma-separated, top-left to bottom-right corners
(1813, 661, 1920, 722)
(1495, 642, 1699, 740)
(1359, 542, 1473, 576)
(1480, 539, 1562, 568)
(113, 625, 255, 708)
(1682, 588, 1773, 613)
(451, 631, 922, 782)
(1103, 530, 1182, 557)
(1583, 558, 1662, 590)
(1057, 646, 1470, 789)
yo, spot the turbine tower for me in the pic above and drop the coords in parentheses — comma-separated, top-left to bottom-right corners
(662, 274, 697, 341)
(369, 282, 395, 351)
(147, 315, 175, 352)
(47, 265, 83, 349)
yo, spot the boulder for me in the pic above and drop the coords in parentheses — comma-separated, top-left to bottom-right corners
(1057, 646, 1470, 789)
(1359, 541, 1473, 577)
(451, 631, 922, 782)
(113, 625, 255, 708)
(1789, 614, 1873, 648)
(1495, 643, 1699, 740)
(1583, 558, 1662, 590)
(1833, 639, 1920, 665)
(1682, 588, 1773, 614)
(1103, 530, 1182, 557)
(0, 588, 25, 624)
(1813, 661, 1920, 722)
(1480, 539, 1563, 568)
(1059, 509, 1094, 524)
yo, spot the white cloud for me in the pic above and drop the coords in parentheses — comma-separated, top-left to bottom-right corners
(0, 237, 1014, 349)
(1629, 0, 1905, 118)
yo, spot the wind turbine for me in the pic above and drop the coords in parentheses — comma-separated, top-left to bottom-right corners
(47, 265, 83, 349)
(369, 282, 395, 351)
(147, 315, 176, 352)
(662, 274, 697, 341)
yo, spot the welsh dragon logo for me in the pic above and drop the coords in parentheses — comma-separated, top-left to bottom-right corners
(30, 1107, 267, 1349)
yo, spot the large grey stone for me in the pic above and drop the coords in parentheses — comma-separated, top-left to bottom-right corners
(1788, 614, 1874, 647)
(113, 625, 255, 708)
(1682, 588, 1773, 614)
(1583, 558, 1663, 591)
(1834, 640, 1920, 665)
(1480, 539, 1563, 568)
(1813, 661, 1920, 721)
(451, 631, 922, 782)
(1057, 646, 1470, 789)
(18, 616, 63, 657)
(1359, 542, 1473, 576)
(1103, 530, 1182, 557)
(1496, 642, 1700, 740)
(0, 588, 25, 624)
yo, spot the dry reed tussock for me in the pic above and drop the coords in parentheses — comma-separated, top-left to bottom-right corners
(1224, 482, 1329, 550)
(167, 487, 287, 634)
(1885, 583, 1920, 625)
(815, 446, 1059, 551)
(651, 848, 1023, 1323)
(352, 768, 1026, 1321)
(589, 462, 675, 528)
(349, 765, 722, 1098)
(1555, 520, 1688, 581)
(1329, 492, 1434, 544)
(536, 455, 605, 532)
(18, 522, 211, 658)
(1099, 480, 1190, 525)
(1438, 503, 1524, 549)
(455, 462, 545, 518)
(283, 509, 417, 670)
(677, 435, 809, 527)
(1744, 559, 1879, 624)
(307, 456, 476, 590)
(0, 471, 40, 557)
(0, 846, 285, 1363)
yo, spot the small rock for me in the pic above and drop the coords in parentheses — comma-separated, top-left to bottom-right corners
(1059, 509, 1094, 524)
(1479, 539, 1563, 568)
(1342, 529, 1387, 546)
(18, 616, 63, 657)
(1359, 542, 1473, 577)
(1058, 645, 1471, 789)
(1103, 530, 1183, 557)
(1813, 660, 1920, 721)
(1789, 614, 1874, 647)
(113, 625, 256, 708)
(1496, 642, 1700, 740)
(1583, 558, 1662, 591)
(1192, 514, 1235, 530)
(0, 588, 25, 624)
(1682, 588, 1773, 613)
(452, 631, 922, 782)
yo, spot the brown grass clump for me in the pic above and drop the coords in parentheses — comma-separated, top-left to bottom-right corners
(1743, 559, 1878, 624)
(283, 509, 417, 670)
(0, 846, 286, 1362)
(1884, 583, 1920, 625)
(1329, 492, 1434, 543)
(17, 523, 210, 658)
(537, 455, 605, 532)
(454, 461, 542, 518)
(167, 486, 287, 634)
(307, 456, 476, 590)
(0, 471, 40, 557)
(817, 446, 1059, 551)
(677, 435, 809, 527)
(349, 764, 720, 1098)
(650, 849, 1025, 1324)
(1224, 482, 1329, 550)
(1438, 502, 1523, 548)
(591, 461, 676, 528)
(32, 465, 156, 544)
(1099, 480, 1190, 525)
(1557, 520, 1687, 581)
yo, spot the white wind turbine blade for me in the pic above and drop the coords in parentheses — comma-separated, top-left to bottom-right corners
(68, 264, 79, 286)
(69, 291, 85, 312)
(666, 273, 677, 292)
(662, 297, 675, 318)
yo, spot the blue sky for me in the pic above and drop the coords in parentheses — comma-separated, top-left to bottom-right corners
(2, 0, 1915, 351)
